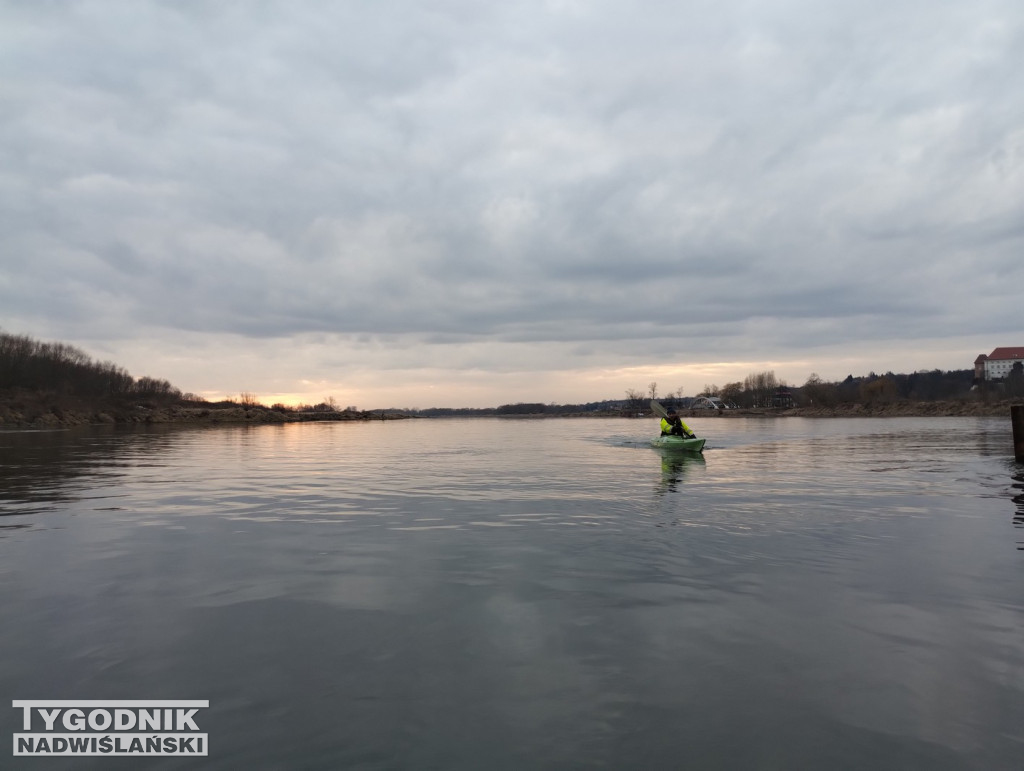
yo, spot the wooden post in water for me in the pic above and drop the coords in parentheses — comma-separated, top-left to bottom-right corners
(1013, 405, 1024, 461)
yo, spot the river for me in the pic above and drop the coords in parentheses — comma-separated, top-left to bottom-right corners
(1, 416, 1022, 769)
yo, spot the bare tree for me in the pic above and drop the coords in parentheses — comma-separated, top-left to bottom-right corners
(802, 373, 838, 406)
(720, 381, 743, 406)
(743, 371, 779, 407)
(625, 388, 646, 413)
(859, 376, 898, 404)
(0, 330, 166, 397)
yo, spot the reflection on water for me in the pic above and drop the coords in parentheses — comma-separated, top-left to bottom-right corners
(1, 417, 1023, 769)
(1012, 462, 1024, 550)
(0, 426, 187, 517)
(654, 449, 705, 496)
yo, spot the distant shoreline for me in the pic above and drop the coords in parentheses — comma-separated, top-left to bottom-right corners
(0, 402, 410, 429)
(1, 398, 1018, 429)
(687, 400, 1017, 419)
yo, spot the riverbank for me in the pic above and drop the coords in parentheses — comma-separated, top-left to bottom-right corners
(0, 398, 409, 429)
(1, 396, 1018, 428)
(693, 399, 1017, 418)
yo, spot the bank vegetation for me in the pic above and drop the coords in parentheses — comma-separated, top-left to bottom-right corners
(1, 331, 1019, 427)
(0, 331, 398, 428)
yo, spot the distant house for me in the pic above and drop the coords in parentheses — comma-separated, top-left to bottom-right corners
(976, 347, 1024, 381)
(772, 388, 794, 408)
(974, 354, 988, 380)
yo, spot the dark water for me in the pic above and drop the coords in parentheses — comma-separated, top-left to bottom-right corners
(1, 417, 1022, 769)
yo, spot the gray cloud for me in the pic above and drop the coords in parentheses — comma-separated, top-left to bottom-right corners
(2, 0, 1022, 404)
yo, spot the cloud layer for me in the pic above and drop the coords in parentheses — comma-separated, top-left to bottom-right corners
(2, 0, 1022, 406)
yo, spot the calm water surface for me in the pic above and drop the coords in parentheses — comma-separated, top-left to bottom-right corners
(1, 416, 1022, 769)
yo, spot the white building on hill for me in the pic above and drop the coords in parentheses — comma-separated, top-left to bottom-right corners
(975, 347, 1024, 380)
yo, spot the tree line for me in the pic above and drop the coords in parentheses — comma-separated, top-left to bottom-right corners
(412, 400, 627, 417)
(628, 367, 1004, 410)
(5, 329, 1015, 413)
(793, 369, 992, 406)
(0, 330, 181, 400)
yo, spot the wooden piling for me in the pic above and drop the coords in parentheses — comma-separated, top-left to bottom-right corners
(1013, 405, 1024, 461)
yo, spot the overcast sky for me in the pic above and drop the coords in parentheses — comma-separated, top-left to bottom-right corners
(2, 0, 1021, 408)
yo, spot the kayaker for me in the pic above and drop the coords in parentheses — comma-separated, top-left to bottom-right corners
(661, 409, 696, 438)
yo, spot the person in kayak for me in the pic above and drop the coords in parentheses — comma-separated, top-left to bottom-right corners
(661, 409, 696, 438)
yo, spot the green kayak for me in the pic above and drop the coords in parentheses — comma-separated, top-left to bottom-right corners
(651, 435, 706, 452)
